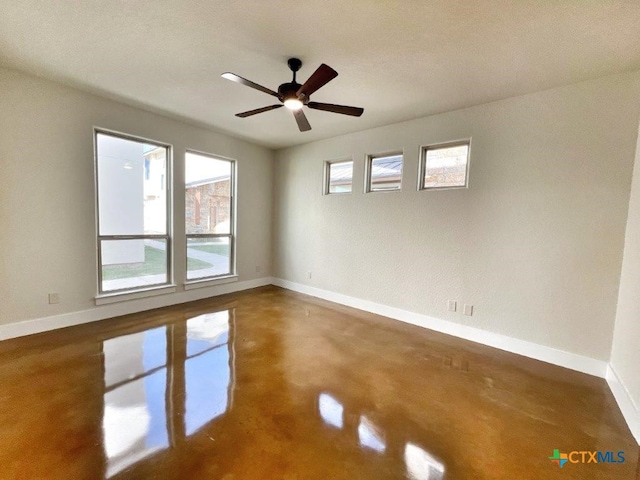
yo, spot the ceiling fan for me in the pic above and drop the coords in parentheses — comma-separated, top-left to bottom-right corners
(221, 58, 364, 132)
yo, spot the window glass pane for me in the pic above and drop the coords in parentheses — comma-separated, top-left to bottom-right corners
(97, 133, 167, 235)
(186, 236, 231, 280)
(423, 143, 469, 189)
(185, 152, 232, 235)
(370, 154, 403, 191)
(101, 239, 168, 292)
(327, 161, 353, 193)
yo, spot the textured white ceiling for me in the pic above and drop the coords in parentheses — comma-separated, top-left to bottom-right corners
(1, 1, 640, 149)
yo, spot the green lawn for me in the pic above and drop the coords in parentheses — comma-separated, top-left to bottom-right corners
(103, 245, 212, 280)
(188, 243, 230, 255)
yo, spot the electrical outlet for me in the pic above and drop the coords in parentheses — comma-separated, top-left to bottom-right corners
(447, 300, 457, 312)
(463, 304, 473, 316)
(255, 265, 261, 273)
(306, 271, 312, 279)
(48, 293, 60, 304)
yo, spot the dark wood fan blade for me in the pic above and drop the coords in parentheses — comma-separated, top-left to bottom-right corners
(236, 105, 283, 117)
(293, 109, 311, 132)
(307, 102, 364, 117)
(296, 64, 338, 98)
(221, 72, 279, 97)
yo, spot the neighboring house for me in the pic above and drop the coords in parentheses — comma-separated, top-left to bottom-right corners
(329, 162, 355, 193)
(98, 143, 167, 266)
(143, 146, 167, 235)
(422, 146, 467, 188)
(370, 156, 403, 190)
(185, 175, 231, 234)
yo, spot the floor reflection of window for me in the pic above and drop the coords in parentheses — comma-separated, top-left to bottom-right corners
(185, 311, 232, 435)
(103, 327, 169, 478)
(319, 393, 344, 429)
(358, 416, 386, 453)
(102, 311, 235, 475)
(404, 443, 445, 480)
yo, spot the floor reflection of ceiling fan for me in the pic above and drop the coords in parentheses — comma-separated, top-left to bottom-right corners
(222, 58, 364, 132)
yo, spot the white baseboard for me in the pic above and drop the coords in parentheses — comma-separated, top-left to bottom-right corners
(606, 364, 640, 444)
(271, 277, 608, 378)
(0, 277, 271, 341)
(1, 276, 609, 378)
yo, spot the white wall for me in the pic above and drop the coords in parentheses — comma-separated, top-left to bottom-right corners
(273, 71, 640, 362)
(97, 134, 145, 264)
(610, 120, 640, 440)
(0, 67, 273, 326)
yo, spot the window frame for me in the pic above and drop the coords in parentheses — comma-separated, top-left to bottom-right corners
(365, 151, 404, 193)
(418, 139, 471, 191)
(94, 128, 173, 296)
(324, 158, 354, 195)
(184, 149, 236, 284)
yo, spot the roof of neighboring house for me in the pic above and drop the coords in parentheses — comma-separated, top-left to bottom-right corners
(330, 156, 403, 184)
(329, 162, 353, 182)
(186, 175, 230, 189)
(371, 156, 403, 179)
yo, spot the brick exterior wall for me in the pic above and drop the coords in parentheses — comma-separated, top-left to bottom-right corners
(185, 179, 230, 234)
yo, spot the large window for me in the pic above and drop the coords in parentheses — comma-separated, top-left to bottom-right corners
(420, 141, 470, 190)
(366, 152, 403, 192)
(185, 151, 234, 281)
(95, 131, 171, 294)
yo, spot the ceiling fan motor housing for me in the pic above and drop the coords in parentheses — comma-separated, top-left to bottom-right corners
(278, 82, 303, 102)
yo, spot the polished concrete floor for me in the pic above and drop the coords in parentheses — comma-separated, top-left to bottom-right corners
(0, 286, 637, 479)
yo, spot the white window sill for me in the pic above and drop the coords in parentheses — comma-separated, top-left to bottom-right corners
(184, 275, 238, 291)
(95, 284, 177, 305)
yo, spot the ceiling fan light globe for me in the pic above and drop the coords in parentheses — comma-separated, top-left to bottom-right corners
(284, 98, 303, 110)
